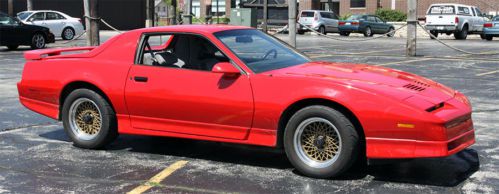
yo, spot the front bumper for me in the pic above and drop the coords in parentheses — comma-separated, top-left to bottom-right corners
(367, 129, 475, 158)
(425, 25, 458, 32)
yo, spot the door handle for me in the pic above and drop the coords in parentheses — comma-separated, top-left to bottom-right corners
(133, 76, 148, 82)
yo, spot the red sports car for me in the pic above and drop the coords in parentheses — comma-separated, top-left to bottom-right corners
(17, 25, 475, 178)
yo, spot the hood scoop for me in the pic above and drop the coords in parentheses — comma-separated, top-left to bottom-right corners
(403, 80, 431, 92)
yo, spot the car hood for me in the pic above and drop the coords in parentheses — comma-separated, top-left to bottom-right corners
(264, 61, 456, 109)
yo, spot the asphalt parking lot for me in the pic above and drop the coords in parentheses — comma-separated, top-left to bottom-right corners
(0, 33, 498, 193)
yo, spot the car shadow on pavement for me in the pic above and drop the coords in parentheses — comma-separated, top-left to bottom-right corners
(40, 129, 480, 187)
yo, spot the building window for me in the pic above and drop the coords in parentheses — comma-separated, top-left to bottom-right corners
(350, 0, 365, 8)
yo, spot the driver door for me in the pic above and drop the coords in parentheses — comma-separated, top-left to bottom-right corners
(125, 33, 254, 140)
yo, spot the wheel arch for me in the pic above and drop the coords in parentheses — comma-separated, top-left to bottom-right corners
(276, 98, 365, 149)
(58, 81, 115, 121)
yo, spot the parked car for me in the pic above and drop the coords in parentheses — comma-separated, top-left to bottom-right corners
(18, 25, 475, 179)
(17, 10, 84, 40)
(338, 14, 395, 37)
(298, 10, 339, 35)
(0, 12, 55, 49)
(483, 16, 499, 41)
(425, 3, 488, 40)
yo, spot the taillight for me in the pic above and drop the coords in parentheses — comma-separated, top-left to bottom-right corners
(351, 22, 359, 25)
(455, 17, 459, 24)
(339, 21, 346, 26)
(484, 23, 493, 28)
(314, 13, 318, 21)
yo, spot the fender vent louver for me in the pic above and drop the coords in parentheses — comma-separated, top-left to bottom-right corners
(403, 84, 426, 92)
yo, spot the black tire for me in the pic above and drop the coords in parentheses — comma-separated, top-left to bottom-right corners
(430, 31, 439, 39)
(61, 27, 75, 40)
(30, 33, 46, 49)
(7, 45, 19, 50)
(297, 30, 305, 35)
(339, 31, 350, 36)
(363, 26, 373, 37)
(480, 34, 486, 40)
(486, 35, 493, 41)
(62, 89, 118, 149)
(319, 26, 327, 35)
(387, 27, 395, 37)
(454, 25, 468, 40)
(284, 105, 359, 178)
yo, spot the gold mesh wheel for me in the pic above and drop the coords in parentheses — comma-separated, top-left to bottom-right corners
(294, 117, 342, 168)
(69, 98, 102, 140)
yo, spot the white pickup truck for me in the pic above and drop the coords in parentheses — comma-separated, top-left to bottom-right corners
(425, 3, 488, 40)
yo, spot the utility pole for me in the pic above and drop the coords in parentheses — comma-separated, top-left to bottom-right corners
(8, 0, 13, 16)
(262, 0, 268, 32)
(146, 0, 155, 27)
(27, 0, 33, 11)
(288, 0, 296, 47)
(84, 0, 100, 46)
(406, 0, 417, 56)
(216, 0, 219, 24)
(183, 0, 192, 24)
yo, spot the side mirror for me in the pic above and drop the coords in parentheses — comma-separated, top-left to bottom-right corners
(212, 62, 240, 76)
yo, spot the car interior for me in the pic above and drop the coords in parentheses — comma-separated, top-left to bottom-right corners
(141, 34, 230, 71)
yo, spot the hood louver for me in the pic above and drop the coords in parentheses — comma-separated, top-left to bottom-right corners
(403, 83, 426, 92)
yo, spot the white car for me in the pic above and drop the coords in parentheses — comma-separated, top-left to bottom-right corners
(17, 10, 84, 40)
(425, 4, 488, 40)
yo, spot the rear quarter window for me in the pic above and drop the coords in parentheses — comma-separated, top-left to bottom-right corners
(428, 5, 455, 15)
(457, 7, 471, 15)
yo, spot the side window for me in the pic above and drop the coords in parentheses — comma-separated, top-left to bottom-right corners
(320, 12, 330, 19)
(138, 33, 229, 71)
(332, 13, 339, 20)
(29, 12, 45, 21)
(46, 12, 59, 20)
(457, 7, 471, 15)
(375, 17, 384, 23)
(367, 16, 376, 22)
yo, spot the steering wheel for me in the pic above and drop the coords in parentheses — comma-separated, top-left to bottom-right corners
(262, 49, 277, 60)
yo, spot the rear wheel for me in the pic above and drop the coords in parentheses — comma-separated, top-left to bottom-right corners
(30, 33, 46, 49)
(297, 30, 305, 35)
(284, 105, 359, 178)
(454, 25, 468, 40)
(363, 27, 373, 37)
(62, 89, 118, 149)
(7, 45, 19, 50)
(62, 27, 75, 40)
(319, 26, 327, 35)
(486, 35, 493, 41)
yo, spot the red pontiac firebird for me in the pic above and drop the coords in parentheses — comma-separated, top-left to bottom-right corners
(18, 25, 475, 178)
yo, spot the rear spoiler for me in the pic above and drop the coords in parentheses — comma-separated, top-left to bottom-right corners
(24, 46, 97, 60)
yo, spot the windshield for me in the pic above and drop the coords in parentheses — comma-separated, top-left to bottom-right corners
(17, 11, 33, 20)
(214, 29, 310, 73)
(346, 15, 363, 20)
(428, 5, 455, 15)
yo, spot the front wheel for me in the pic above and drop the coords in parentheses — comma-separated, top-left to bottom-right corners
(30, 33, 46, 49)
(62, 89, 118, 149)
(284, 105, 359, 178)
(62, 27, 75, 40)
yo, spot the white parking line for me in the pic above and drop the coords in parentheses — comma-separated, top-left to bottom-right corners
(476, 70, 499, 76)
(375, 58, 433, 66)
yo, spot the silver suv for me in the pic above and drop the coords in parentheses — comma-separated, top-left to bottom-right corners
(298, 10, 339, 35)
